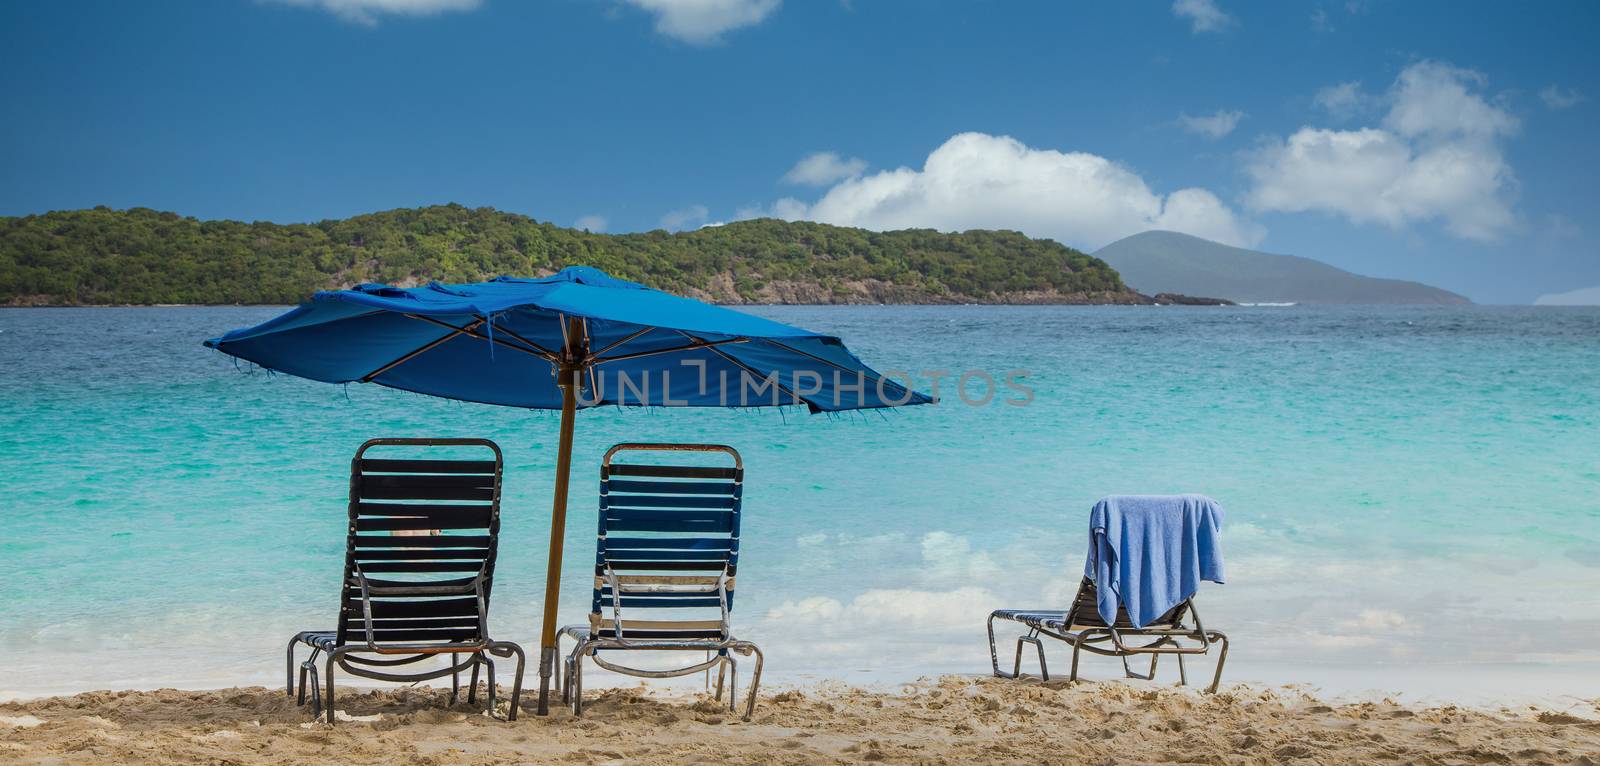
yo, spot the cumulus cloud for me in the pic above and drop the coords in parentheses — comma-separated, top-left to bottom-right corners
(573, 215, 608, 233)
(269, 0, 479, 25)
(748, 132, 1263, 250)
(624, 0, 780, 45)
(1539, 85, 1584, 110)
(1246, 61, 1519, 242)
(782, 151, 867, 186)
(660, 204, 710, 230)
(1172, 0, 1232, 33)
(1314, 81, 1367, 119)
(1179, 109, 1245, 139)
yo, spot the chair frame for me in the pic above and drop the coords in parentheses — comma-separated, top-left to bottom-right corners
(987, 577, 1229, 693)
(283, 438, 526, 724)
(555, 443, 764, 720)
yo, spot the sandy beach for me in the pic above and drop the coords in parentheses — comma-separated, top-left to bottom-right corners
(3, 676, 1596, 765)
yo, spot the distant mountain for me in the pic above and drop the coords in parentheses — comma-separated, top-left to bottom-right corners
(1534, 286, 1600, 306)
(1094, 230, 1472, 305)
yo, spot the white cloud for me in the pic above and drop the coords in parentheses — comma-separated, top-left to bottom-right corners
(573, 215, 608, 233)
(1172, 0, 1232, 33)
(660, 204, 710, 230)
(1539, 85, 1584, 110)
(624, 0, 780, 45)
(782, 151, 867, 186)
(1534, 286, 1600, 306)
(1314, 81, 1367, 119)
(748, 131, 1262, 250)
(1179, 109, 1245, 139)
(269, 0, 479, 25)
(1246, 61, 1519, 242)
(1310, 7, 1332, 32)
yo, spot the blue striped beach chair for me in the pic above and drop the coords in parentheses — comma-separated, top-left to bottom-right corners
(555, 443, 764, 720)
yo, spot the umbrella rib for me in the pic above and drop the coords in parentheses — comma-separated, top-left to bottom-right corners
(360, 318, 486, 382)
(591, 337, 748, 365)
(403, 313, 559, 363)
(699, 340, 812, 408)
(587, 327, 654, 361)
(487, 322, 560, 360)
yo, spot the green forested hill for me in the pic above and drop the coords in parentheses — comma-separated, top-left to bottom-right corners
(0, 205, 1141, 306)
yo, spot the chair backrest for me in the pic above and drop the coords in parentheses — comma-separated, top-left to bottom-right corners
(590, 443, 743, 641)
(335, 438, 503, 648)
(1066, 577, 1190, 631)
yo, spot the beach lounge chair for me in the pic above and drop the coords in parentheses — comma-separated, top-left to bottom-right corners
(556, 443, 764, 720)
(987, 495, 1230, 692)
(284, 438, 526, 724)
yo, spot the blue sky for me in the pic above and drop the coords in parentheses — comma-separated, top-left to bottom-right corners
(1, 0, 1595, 303)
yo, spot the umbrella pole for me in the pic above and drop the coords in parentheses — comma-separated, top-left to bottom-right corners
(536, 366, 579, 716)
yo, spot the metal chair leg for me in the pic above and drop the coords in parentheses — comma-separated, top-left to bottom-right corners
(1176, 653, 1188, 686)
(450, 662, 461, 705)
(286, 637, 299, 697)
(1206, 633, 1230, 693)
(714, 656, 728, 701)
(303, 661, 321, 713)
(485, 656, 498, 717)
(1069, 633, 1090, 683)
(986, 613, 1004, 677)
(739, 644, 764, 722)
(324, 653, 338, 725)
(1015, 633, 1049, 681)
(468, 658, 481, 705)
(571, 649, 586, 717)
(490, 642, 526, 721)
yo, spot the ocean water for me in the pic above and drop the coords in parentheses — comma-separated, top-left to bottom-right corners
(1, 305, 1598, 699)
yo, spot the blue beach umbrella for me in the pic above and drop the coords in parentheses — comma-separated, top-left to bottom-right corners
(204, 266, 933, 714)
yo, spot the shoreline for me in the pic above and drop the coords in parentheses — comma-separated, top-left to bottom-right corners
(6, 658, 1598, 710)
(3, 676, 1595, 765)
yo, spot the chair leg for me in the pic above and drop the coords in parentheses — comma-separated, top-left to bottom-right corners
(1069, 634, 1089, 683)
(1120, 649, 1158, 681)
(450, 661, 461, 705)
(740, 644, 764, 722)
(1014, 634, 1049, 681)
(714, 656, 728, 701)
(571, 649, 586, 717)
(324, 653, 338, 725)
(986, 613, 1004, 677)
(297, 662, 309, 706)
(724, 656, 739, 712)
(285, 637, 299, 697)
(468, 658, 481, 705)
(485, 656, 498, 717)
(500, 643, 526, 721)
(303, 660, 320, 714)
(1206, 633, 1230, 694)
(561, 655, 575, 704)
(1176, 653, 1188, 687)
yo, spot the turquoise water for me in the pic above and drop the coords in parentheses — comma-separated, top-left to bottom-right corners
(2, 305, 1598, 695)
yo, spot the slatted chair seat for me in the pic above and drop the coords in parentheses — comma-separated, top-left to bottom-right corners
(284, 439, 526, 724)
(556, 443, 765, 721)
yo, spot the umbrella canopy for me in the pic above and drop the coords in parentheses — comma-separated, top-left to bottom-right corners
(205, 266, 933, 714)
(206, 266, 929, 411)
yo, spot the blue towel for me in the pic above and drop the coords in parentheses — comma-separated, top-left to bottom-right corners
(1083, 494, 1225, 629)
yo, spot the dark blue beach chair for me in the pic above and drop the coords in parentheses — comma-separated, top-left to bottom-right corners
(284, 438, 526, 723)
(556, 443, 763, 720)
